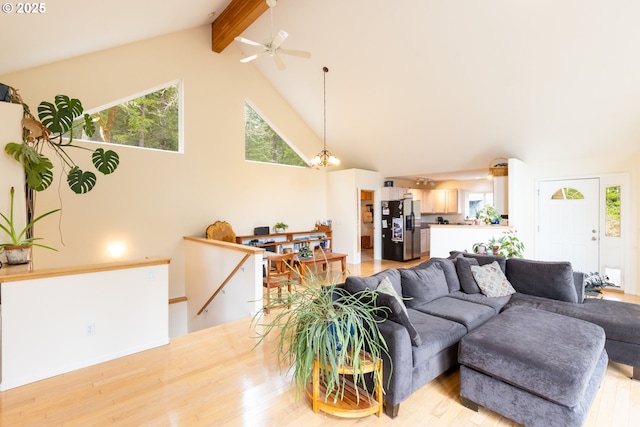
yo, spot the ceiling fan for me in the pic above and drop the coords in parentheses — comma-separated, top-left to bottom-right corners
(234, 0, 311, 70)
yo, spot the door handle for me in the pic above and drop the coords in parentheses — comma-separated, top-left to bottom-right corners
(591, 237, 597, 241)
(592, 229, 597, 233)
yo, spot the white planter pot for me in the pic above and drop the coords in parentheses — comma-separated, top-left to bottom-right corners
(4, 245, 32, 265)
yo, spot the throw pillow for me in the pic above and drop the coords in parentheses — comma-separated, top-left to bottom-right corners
(377, 276, 408, 315)
(375, 278, 422, 347)
(400, 264, 449, 308)
(470, 261, 516, 297)
(456, 257, 481, 294)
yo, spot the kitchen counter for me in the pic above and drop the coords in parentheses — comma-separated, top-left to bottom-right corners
(429, 225, 513, 258)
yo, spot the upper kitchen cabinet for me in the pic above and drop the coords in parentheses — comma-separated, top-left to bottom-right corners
(381, 186, 409, 200)
(422, 189, 462, 214)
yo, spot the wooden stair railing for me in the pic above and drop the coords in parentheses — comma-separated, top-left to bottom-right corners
(197, 253, 251, 315)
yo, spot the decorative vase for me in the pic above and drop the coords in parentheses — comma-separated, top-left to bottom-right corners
(4, 245, 32, 265)
(492, 246, 500, 256)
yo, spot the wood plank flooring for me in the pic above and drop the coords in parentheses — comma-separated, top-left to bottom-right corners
(1, 257, 638, 426)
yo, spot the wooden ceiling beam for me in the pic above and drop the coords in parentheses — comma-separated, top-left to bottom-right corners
(211, 0, 270, 53)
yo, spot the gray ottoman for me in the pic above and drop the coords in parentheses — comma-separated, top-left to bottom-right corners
(459, 306, 608, 427)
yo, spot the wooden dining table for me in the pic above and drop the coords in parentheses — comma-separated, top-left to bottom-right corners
(294, 251, 347, 278)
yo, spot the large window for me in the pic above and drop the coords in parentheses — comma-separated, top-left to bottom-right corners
(81, 81, 182, 152)
(244, 103, 307, 167)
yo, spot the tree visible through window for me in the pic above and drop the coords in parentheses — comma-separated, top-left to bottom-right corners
(605, 186, 621, 237)
(81, 82, 181, 152)
(245, 103, 307, 167)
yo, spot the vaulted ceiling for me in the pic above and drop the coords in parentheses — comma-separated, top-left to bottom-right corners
(2, 0, 640, 181)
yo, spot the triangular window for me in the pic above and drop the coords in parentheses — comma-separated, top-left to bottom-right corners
(79, 81, 182, 152)
(244, 103, 307, 167)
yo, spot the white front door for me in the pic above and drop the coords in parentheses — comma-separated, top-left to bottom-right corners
(537, 178, 599, 273)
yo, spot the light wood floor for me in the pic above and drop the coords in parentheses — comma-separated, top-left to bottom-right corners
(1, 257, 639, 426)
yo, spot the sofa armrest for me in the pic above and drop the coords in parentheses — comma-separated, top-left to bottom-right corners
(573, 271, 586, 303)
(377, 318, 414, 406)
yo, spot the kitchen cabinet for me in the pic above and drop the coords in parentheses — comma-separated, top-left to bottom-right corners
(381, 187, 408, 201)
(421, 189, 462, 214)
(421, 227, 430, 256)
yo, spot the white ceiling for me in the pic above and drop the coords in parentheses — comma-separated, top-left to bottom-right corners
(2, 0, 640, 181)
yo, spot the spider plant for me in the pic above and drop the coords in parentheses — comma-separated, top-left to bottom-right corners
(253, 261, 388, 404)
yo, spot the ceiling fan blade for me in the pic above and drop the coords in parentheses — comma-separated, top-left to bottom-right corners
(272, 52, 286, 71)
(234, 36, 264, 47)
(271, 30, 288, 49)
(240, 52, 263, 63)
(278, 48, 311, 59)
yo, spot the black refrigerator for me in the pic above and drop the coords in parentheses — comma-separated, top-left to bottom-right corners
(381, 198, 421, 261)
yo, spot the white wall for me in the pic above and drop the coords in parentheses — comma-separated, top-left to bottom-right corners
(327, 169, 384, 264)
(1, 262, 169, 390)
(0, 26, 328, 315)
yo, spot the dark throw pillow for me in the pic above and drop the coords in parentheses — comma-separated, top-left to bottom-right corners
(456, 257, 481, 294)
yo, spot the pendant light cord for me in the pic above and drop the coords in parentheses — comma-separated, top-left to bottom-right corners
(323, 66, 328, 150)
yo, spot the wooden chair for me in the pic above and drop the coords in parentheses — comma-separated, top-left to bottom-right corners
(263, 252, 295, 314)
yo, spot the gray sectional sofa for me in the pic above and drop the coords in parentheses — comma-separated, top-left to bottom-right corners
(342, 253, 640, 420)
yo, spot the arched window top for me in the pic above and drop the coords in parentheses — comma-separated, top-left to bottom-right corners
(551, 188, 584, 200)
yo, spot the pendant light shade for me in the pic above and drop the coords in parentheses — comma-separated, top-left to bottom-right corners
(310, 67, 340, 168)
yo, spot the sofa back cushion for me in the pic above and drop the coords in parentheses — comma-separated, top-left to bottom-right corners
(400, 264, 449, 308)
(344, 268, 402, 295)
(462, 253, 507, 272)
(411, 258, 461, 292)
(506, 258, 578, 303)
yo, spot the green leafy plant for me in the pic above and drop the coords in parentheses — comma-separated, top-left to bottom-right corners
(274, 222, 288, 231)
(475, 205, 501, 225)
(4, 86, 120, 194)
(473, 230, 525, 258)
(253, 262, 388, 403)
(0, 187, 59, 250)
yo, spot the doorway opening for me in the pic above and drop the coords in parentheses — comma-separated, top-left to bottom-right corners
(360, 190, 375, 262)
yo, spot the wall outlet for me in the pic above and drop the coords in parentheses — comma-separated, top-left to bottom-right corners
(86, 322, 96, 336)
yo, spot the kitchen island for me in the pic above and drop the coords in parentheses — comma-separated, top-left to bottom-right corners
(428, 224, 512, 258)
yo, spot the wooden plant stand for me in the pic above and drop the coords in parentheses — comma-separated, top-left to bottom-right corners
(306, 350, 383, 418)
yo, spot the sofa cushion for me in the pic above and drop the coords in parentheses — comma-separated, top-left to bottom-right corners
(344, 268, 402, 296)
(375, 291, 422, 347)
(412, 296, 496, 331)
(400, 264, 449, 308)
(411, 257, 461, 292)
(470, 261, 516, 297)
(408, 309, 467, 366)
(456, 257, 481, 294)
(459, 305, 606, 407)
(448, 291, 512, 314)
(463, 253, 507, 272)
(506, 258, 578, 303)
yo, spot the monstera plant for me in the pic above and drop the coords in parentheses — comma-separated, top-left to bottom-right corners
(4, 86, 120, 194)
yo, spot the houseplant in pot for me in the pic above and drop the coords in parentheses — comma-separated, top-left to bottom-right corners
(274, 222, 288, 233)
(0, 187, 60, 264)
(253, 262, 389, 411)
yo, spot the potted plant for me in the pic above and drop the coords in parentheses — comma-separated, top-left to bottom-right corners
(274, 222, 288, 233)
(253, 264, 388, 408)
(4, 85, 120, 195)
(496, 229, 525, 258)
(476, 205, 501, 225)
(0, 187, 60, 264)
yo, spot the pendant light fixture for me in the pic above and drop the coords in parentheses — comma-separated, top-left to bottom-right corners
(310, 67, 340, 168)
